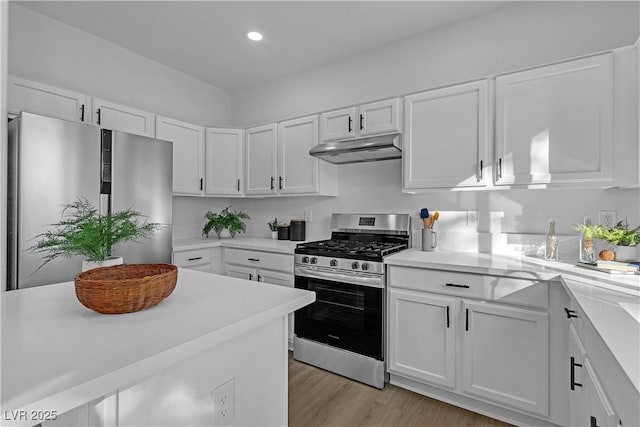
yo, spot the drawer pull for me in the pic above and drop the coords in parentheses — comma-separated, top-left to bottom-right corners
(248, 258, 260, 262)
(565, 307, 578, 319)
(446, 283, 470, 288)
(187, 256, 203, 261)
(570, 356, 583, 390)
(446, 306, 450, 328)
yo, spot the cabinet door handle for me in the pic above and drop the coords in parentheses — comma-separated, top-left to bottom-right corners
(249, 273, 253, 280)
(80, 104, 85, 122)
(465, 308, 470, 331)
(270, 176, 275, 190)
(200, 178, 203, 191)
(237, 179, 240, 192)
(96, 108, 101, 125)
(187, 256, 203, 261)
(348, 116, 352, 133)
(258, 274, 262, 282)
(446, 306, 450, 328)
(446, 283, 470, 288)
(477, 160, 483, 182)
(497, 158, 503, 179)
(565, 307, 578, 319)
(248, 258, 260, 262)
(570, 356, 583, 390)
(590, 416, 600, 427)
(360, 113, 364, 130)
(279, 176, 283, 190)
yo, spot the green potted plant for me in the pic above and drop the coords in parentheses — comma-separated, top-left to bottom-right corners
(202, 206, 250, 239)
(577, 220, 640, 262)
(267, 218, 279, 239)
(29, 197, 162, 272)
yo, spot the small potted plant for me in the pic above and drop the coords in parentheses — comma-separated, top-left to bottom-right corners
(202, 206, 250, 239)
(592, 221, 640, 262)
(577, 220, 640, 262)
(29, 197, 162, 272)
(268, 218, 279, 239)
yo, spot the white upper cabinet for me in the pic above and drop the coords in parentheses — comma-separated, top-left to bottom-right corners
(156, 116, 205, 195)
(205, 127, 244, 196)
(93, 97, 156, 138)
(245, 123, 278, 195)
(320, 107, 356, 142)
(495, 53, 613, 186)
(358, 98, 402, 137)
(278, 115, 319, 195)
(320, 98, 401, 142)
(403, 81, 489, 190)
(8, 74, 91, 124)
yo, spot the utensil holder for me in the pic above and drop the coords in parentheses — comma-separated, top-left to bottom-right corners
(421, 229, 437, 251)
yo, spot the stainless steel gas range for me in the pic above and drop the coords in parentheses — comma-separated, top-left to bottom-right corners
(293, 213, 411, 389)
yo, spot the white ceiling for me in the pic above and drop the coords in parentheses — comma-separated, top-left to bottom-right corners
(18, 1, 510, 92)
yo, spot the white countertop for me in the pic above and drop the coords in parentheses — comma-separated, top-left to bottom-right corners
(1, 268, 315, 421)
(385, 249, 640, 396)
(173, 236, 304, 254)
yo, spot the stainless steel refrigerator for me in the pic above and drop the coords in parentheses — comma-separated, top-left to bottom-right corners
(7, 112, 173, 290)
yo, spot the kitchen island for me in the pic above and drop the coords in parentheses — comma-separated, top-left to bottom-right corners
(1, 268, 315, 427)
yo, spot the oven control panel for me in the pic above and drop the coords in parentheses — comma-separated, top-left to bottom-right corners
(295, 255, 384, 275)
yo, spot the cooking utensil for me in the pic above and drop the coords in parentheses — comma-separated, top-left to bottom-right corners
(431, 211, 440, 228)
(420, 208, 430, 228)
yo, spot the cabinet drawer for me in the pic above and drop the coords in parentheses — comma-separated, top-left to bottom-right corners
(173, 249, 211, 267)
(388, 267, 548, 309)
(224, 248, 293, 274)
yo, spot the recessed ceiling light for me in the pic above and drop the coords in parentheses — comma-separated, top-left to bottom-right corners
(247, 31, 263, 42)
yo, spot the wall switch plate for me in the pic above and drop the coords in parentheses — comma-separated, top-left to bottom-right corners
(212, 378, 234, 426)
(598, 210, 617, 228)
(304, 209, 312, 222)
(467, 210, 478, 227)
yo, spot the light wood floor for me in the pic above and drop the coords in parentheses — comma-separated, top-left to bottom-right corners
(288, 353, 513, 427)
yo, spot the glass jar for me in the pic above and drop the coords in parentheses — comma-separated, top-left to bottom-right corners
(545, 219, 558, 261)
(579, 217, 595, 263)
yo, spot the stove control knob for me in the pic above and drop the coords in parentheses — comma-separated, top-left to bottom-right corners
(361, 262, 370, 271)
(310, 257, 318, 264)
(301, 256, 310, 264)
(351, 261, 360, 270)
(330, 259, 338, 267)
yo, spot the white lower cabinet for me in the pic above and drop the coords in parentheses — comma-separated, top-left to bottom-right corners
(172, 247, 223, 274)
(388, 266, 553, 423)
(224, 248, 295, 345)
(568, 321, 620, 427)
(388, 289, 456, 389)
(461, 300, 548, 416)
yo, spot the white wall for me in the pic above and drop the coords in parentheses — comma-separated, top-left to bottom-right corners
(228, 1, 640, 249)
(8, 4, 236, 243)
(231, 1, 639, 126)
(9, 3, 231, 126)
(1, 0, 9, 293)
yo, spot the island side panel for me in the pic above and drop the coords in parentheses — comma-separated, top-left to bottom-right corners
(115, 316, 287, 426)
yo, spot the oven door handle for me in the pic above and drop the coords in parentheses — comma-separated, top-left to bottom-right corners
(295, 266, 384, 289)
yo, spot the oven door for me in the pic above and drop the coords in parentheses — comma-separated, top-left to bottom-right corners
(294, 266, 384, 360)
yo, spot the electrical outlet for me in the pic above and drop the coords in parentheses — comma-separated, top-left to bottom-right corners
(304, 209, 312, 222)
(212, 378, 234, 426)
(598, 210, 617, 228)
(467, 210, 478, 227)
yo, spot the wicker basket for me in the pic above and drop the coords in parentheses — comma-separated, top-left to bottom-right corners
(75, 263, 178, 314)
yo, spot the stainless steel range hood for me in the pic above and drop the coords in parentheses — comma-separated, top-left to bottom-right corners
(309, 134, 401, 165)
